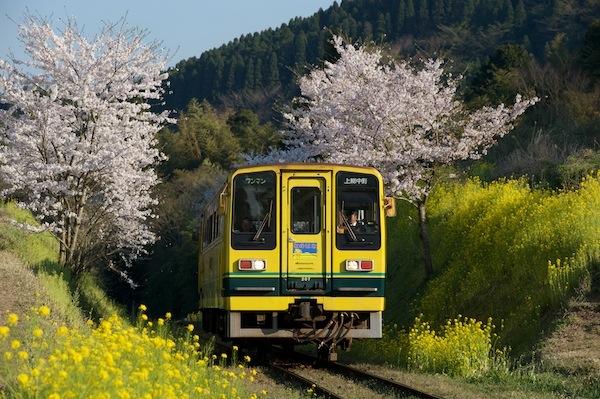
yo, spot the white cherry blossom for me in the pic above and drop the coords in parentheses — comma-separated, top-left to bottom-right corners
(0, 16, 171, 272)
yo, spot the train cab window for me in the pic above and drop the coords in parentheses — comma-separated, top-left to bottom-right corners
(336, 172, 381, 250)
(291, 187, 321, 234)
(232, 171, 276, 249)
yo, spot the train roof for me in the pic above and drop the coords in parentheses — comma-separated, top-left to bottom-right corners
(230, 162, 381, 174)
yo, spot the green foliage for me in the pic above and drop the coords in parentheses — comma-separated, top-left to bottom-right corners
(420, 176, 600, 353)
(158, 100, 279, 176)
(133, 165, 226, 318)
(227, 109, 279, 155)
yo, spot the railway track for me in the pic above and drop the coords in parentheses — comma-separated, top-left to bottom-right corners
(277, 347, 444, 399)
(212, 339, 444, 399)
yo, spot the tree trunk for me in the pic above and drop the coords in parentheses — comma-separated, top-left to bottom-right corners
(417, 199, 434, 278)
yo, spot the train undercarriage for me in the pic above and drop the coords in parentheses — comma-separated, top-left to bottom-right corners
(202, 300, 382, 361)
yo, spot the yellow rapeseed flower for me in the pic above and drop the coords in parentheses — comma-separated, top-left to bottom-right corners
(7, 313, 19, 326)
(11, 339, 21, 349)
(57, 326, 69, 336)
(18, 351, 28, 360)
(4, 351, 13, 361)
(32, 327, 44, 338)
(221, 353, 227, 359)
(165, 312, 172, 320)
(138, 304, 147, 312)
(48, 393, 61, 399)
(244, 355, 251, 362)
(186, 324, 194, 332)
(17, 373, 30, 386)
(38, 305, 51, 317)
(0, 325, 9, 337)
(158, 318, 165, 326)
(147, 321, 153, 327)
(141, 314, 148, 321)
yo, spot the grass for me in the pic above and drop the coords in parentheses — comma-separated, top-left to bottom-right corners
(0, 201, 123, 325)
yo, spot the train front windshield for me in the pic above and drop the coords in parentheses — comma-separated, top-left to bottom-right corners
(336, 172, 381, 250)
(231, 171, 276, 249)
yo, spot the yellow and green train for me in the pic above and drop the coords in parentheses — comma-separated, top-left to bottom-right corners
(199, 163, 394, 358)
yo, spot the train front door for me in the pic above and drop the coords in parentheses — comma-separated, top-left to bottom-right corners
(281, 172, 331, 294)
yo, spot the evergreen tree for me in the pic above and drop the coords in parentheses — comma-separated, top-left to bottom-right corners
(503, 0, 514, 24)
(432, 0, 446, 25)
(406, 0, 416, 31)
(244, 58, 255, 91)
(417, 0, 429, 31)
(254, 57, 263, 88)
(514, 0, 526, 28)
(294, 31, 307, 65)
(363, 21, 373, 41)
(268, 52, 280, 86)
(462, 0, 475, 23)
(225, 58, 236, 91)
(376, 13, 387, 40)
(396, 0, 406, 35)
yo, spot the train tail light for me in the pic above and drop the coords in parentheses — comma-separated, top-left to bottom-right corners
(345, 260, 374, 271)
(238, 259, 266, 271)
(359, 260, 373, 271)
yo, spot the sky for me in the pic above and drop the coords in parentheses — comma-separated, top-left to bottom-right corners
(0, 0, 335, 66)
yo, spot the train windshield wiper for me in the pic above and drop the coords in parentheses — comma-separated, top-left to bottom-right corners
(339, 209, 358, 242)
(252, 200, 273, 242)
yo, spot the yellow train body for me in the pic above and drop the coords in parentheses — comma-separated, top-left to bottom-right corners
(198, 163, 388, 346)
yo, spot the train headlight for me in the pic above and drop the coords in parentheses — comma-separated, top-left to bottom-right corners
(345, 259, 373, 271)
(345, 260, 360, 271)
(238, 259, 266, 271)
(253, 260, 265, 270)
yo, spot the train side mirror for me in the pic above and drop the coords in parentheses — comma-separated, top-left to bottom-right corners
(384, 197, 396, 217)
(218, 183, 228, 215)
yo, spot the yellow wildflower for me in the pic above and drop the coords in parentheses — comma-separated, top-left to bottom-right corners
(57, 326, 69, 336)
(11, 339, 21, 349)
(141, 314, 148, 321)
(17, 373, 30, 386)
(7, 313, 19, 326)
(38, 305, 51, 317)
(147, 321, 153, 327)
(157, 318, 165, 326)
(138, 304, 147, 312)
(244, 355, 251, 362)
(186, 324, 194, 332)
(4, 351, 13, 360)
(18, 351, 28, 360)
(32, 327, 44, 338)
(221, 353, 227, 359)
(48, 394, 61, 399)
(165, 312, 172, 320)
(0, 325, 9, 337)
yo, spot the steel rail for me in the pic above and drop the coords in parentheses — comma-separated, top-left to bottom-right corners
(280, 348, 445, 399)
(268, 363, 345, 399)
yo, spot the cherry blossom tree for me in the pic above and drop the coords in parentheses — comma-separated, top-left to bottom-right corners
(0, 16, 172, 273)
(247, 36, 538, 277)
